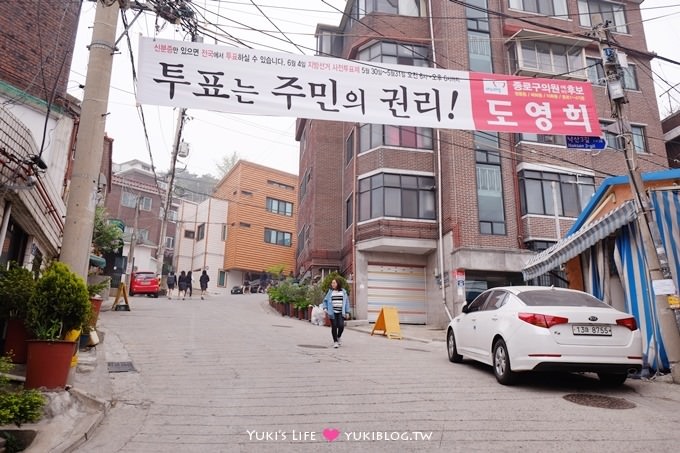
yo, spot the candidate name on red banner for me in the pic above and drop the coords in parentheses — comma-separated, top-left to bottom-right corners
(470, 72, 601, 136)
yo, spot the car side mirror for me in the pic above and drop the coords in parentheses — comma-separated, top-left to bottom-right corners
(462, 304, 470, 314)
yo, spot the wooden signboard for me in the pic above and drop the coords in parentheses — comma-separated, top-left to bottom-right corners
(111, 282, 131, 311)
(371, 306, 402, 339)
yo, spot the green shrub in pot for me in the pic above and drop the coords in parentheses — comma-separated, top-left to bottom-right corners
(25, 262, 92, 340)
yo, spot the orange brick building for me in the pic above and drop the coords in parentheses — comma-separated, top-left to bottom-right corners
(213, 160, 297, 288)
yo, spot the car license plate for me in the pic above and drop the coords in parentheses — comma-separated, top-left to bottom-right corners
(572, 325, 612, 336)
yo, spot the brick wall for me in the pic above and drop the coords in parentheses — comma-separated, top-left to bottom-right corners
(0, 1, 81, 105)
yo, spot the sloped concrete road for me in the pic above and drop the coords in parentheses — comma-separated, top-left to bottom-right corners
(68, 292, 680, 453)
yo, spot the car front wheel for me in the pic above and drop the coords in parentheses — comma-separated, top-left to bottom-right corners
(129, 289, 135, 296)
(597, 372, 627, 387)
(447, 329, 463, 363)
(493, 339, 516, 385)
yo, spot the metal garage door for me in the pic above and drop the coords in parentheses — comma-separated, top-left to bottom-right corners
(367, 264, 426, 324)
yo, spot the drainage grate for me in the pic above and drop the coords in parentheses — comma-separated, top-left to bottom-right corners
(297, 344, 327, 349)
(563, 393, 636, 409)
(272, 324, 293, 328)
(107, 361, 136, 373)
(405, 347, 430, 353)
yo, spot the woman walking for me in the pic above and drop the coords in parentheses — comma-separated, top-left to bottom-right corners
(166, 271, 177, 299)
(187, 271, 194, 298)
(322, 278, 350, 348)
(178, 271, 189, 300)
(199, 270, 209, 299)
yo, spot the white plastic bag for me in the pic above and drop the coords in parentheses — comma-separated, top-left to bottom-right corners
(310, 304, 325, 326)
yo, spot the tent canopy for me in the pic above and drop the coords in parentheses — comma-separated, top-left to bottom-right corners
(522, 200, 637, 280)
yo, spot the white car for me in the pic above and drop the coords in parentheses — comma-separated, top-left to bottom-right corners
(446, 286, 642, 386)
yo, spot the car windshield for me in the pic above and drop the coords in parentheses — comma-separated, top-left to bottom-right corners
(136, 273, 155, 280)
(516, 289, 609, 308)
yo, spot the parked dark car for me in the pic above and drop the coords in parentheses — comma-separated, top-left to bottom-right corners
(230, 285, 243, 294)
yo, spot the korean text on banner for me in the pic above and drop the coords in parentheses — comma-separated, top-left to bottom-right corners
(136, 38, 601, 137)
(470, 72, 601, 136)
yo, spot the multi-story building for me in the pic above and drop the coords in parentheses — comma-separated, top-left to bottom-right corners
(0, 2, 82, 272)
(212, 160, 297, 289)
(174, 196, 228, 295)
(105, 160, 178, 277)
(297, 0, 669, 326)
(662, 110, 680, 168)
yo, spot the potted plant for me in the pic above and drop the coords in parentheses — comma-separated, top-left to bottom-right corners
(0, 264, 36, 363)
(86, 277, 110, 328)
(23, 262, 92, 390)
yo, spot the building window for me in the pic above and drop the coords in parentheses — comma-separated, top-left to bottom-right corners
(518, 133, 566, 146)
(358, 173, 436, 221)
(346, 130, 355, 165)
(519, 170, 595, 217)
(264, 228, 292, 247)
(467, 0, 492, 73)
(121, 192, 137, 208)
(587, 58, 638, 90)
(509, 0, 567, 16)
(266, 197, 293, 216)
(359, 124, 433, 152)
(138, 229, 149, 241)
(221, 224, 227, 241)
(197, 223, 206, 241)
(218, 270, 226, 287)
(296, 227, 305, 257)
(631, 126, 647, 153)
(299, 169, 311, 200)
(120, 192, 151, 210)
(241, 190, 253, 196)
(509, 40, 585, 78)
(622, 65, 638, 90)
(267, 179, 294, 191)
(346, 194, 353, 229)
(165, 236, 174, 249)
(601, 121, 647, 153)
(355, 0, 421, 19)
(239, 222, 251, 228)
(475, 132, 505, 235)
(184, 230, 195, 239)
(586, 57, 605, 85)
(578, 0, 628, 34)
(160, 207, 178, 222)
(357, 41, 429, 67)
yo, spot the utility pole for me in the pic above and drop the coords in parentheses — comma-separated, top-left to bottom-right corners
(155, 108, 186, 280)
(60, 0, 120, 277)
(597, 22, 680, 381)
(155, 29, 200, 281)
(126, 195, 140, 286)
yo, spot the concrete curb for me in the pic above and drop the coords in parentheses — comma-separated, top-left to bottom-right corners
(60, 388, 110, 453)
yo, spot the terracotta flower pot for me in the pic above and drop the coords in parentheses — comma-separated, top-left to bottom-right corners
(24, 340, 77, 390)
(89, 296, 104, 327)
(3, 318, 30, 364)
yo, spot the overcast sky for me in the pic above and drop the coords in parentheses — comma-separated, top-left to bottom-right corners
(68, 0, 680, 178)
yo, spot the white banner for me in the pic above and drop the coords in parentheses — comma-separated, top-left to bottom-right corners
(137, 38, 601, 136)
(137, 38, 471, 129)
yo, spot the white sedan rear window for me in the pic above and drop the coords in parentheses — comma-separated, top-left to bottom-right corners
(517, 290, 608, 307)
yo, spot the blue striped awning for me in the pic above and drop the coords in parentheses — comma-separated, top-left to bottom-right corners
(523, 200, 638, 280)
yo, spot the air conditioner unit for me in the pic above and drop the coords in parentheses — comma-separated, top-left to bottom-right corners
(177, 142, 190, 158)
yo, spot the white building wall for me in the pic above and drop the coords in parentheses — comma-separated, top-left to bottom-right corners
(122, 243, 157, 274)
(1, 99, 73, 260)
(194, 197, 228, 296)
(174, 200, 198, 275)
(174, 197, 228, 295)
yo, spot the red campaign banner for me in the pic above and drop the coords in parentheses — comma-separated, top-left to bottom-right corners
(469, 72, 602, 137)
